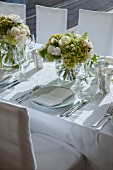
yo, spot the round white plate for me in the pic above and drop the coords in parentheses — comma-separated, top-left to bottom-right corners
(30, 86, 75, 108)
(0, 70, 12, 85)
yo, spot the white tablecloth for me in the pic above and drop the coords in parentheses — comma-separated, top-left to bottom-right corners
(1, 62, 113, 170)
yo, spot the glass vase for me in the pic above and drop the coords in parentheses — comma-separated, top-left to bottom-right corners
(2, 44, 22, 68)
(55, 59, 79, 86)
(1, 44, 26, 81)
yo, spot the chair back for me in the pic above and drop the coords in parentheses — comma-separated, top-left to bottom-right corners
(78, 9, 113, 56)
(36, 5, 67, 44)
(0, 101, 36, 170)
(0, 1, 26, 23)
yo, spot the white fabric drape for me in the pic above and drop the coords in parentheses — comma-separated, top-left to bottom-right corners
(0, 102, 36, 170)
(0, 1, 26, 23)
(36, 5, 67, 44)
(78, 9, 113, 56)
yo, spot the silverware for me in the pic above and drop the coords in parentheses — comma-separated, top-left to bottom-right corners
(0, 80, 20, 93)
(65, 100, 89, 117)
(0, 74, 11, 83)
(96, 117, 111, 131)
(92, 105, 113, 127)
(16, 85, 40, 103)
(59, 101, 81, 117)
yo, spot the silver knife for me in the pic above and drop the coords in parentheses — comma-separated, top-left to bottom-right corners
(0, 80, 20, 93)
(0, 80, 18, 88)
(65, 100, 89, 117)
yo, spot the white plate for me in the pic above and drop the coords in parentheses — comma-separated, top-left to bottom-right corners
(30, 86, 75, 108)
(0, 70, 12, 85)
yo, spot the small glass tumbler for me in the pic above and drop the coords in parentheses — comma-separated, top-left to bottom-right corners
(98, 68, 113, 94)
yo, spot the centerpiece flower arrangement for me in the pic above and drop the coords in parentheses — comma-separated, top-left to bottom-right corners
(0, 14, 30, 68)
(38, 32, 95, 81)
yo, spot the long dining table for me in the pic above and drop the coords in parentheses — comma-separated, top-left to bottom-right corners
(0, 61, 113, 170)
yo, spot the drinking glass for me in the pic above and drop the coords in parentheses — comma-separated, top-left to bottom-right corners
(77, 63, 98, 100)
(85, 76, 98, 100)
(14, 47, 26, 81)
(26, 34, 35, 51)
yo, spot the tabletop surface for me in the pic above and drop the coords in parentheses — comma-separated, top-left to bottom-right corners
(1, 61, 113, 170)
(1, 61, 113, 132)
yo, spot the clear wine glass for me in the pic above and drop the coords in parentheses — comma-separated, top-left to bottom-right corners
(14, 47, 26, 81)
(21, 52, 31, 79)
(26, 34, 35, 52)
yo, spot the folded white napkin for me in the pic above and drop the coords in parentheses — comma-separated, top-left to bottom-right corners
(104, 56, 113, 64)
(33, 87, 73, 107)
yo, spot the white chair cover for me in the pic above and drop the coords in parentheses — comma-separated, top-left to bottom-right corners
(36, 5, 67, 44)
(0, 101, 36, 170)
(0, 1, 26, 23)
(78, 9, 113, 56)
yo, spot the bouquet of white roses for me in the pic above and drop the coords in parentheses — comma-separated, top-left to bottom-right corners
(0, 14, 30, 67)
(39, 32, 94, 80)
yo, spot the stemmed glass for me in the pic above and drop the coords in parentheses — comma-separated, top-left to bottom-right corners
(14, 46, 28, 81)
(26, 34, 35, 52)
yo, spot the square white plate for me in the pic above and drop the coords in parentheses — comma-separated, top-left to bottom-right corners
(30, 86, 75, 108)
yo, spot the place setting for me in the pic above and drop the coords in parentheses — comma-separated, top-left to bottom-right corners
(15, 85, 75, 106)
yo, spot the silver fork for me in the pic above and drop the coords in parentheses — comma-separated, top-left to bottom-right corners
(15, 85, 40, 103)
(92, 105, 113, 127)
(96, 116, 111, 131)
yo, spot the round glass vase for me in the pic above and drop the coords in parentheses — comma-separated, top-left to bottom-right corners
(55, 59, 79, 86)
(2, 45, 23, 68)
(2, 44, 26, 81)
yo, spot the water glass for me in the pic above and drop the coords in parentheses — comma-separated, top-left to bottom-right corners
(14, 47, 26, 81)
(26, 34, 35, 51)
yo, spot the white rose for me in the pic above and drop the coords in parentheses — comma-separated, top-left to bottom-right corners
(84, 40, 93, 49)
(8, 14, 23, 23)
(59, 36, 71, 46)
(10, 27, 20, 36)
(16, 34, 27, 47)
(20, 29, 27, 36)
(51, 37, 57, 44)
(51, 47, 61, 56)
(47, 45, 54, 53)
